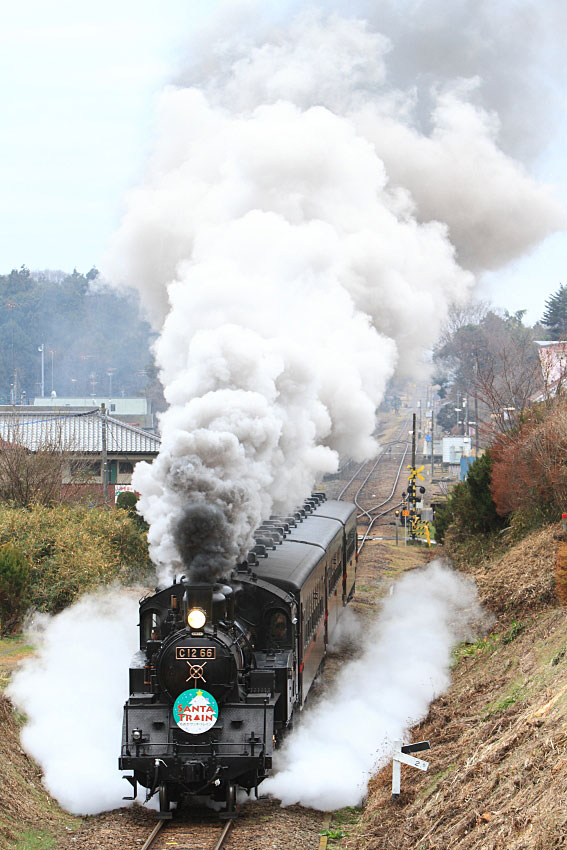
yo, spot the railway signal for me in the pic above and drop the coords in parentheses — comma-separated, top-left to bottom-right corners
(406, 465, 426, 541)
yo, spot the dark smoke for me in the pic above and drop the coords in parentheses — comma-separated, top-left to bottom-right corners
(174, 503, 236, 581)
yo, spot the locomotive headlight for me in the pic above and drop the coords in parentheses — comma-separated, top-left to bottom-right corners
(132, 728, 143, 742)
(187, 607, 206, 629)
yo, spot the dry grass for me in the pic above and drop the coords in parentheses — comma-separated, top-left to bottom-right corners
(335, 525, 567, 850)
(0, 693, 79, 847)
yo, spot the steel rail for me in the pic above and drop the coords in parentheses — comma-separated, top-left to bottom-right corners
(362, 442, 409, 517)
(141, 819, 164, 850)
(141, 811, 236, 850)
(336, 459, 370, 501)
(357, 447, 410, 555)
(214, 817, 236, 850)
(337, 428, 410, 504)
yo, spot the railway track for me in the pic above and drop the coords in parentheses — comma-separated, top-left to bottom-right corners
(141, 811, 236, 850)
(332, 414, 413, 552)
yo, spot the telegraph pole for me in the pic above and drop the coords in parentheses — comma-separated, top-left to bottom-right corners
(475, 396, 479, 457)
(412, 412, 416, 470)
(409, 413, 417, 540)
(430, 409, 435, 478)
(101, 403, 109, 505)
(38, 344, 45, 397)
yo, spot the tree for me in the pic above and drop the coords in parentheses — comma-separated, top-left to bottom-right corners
(0, 422, 92, 507)
(541, 284, 567, 339)
(490, 396, 567, 524)
(434, 310, 542, 437)
(0, 267, 156, 402)
(435, 451, 505, 542)
(0, 543, 30, 634)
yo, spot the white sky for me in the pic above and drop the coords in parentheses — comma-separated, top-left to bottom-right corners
(0, 1, 564, 326)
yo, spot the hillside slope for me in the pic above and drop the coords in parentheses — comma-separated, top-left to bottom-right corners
(0, 687, 78, 847)
(354, 525, 567, 850)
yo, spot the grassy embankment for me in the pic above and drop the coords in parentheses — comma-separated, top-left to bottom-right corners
(0, 503, 153, 849)
(324, 523, 567, 850)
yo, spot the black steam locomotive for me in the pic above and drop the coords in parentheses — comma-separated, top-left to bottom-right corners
(119, 494, 357, 816)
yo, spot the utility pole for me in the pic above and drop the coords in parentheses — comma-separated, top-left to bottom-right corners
(412, 412, 416, 471)
(101, 402, 109, 505)
(475, 396, 479, 457)
(430, 410, 435, 479)
(410, 413, 417, 541)
(38, 344, 45, 397)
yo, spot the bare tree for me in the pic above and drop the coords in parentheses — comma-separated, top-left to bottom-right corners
(435, 310, 543, 439)
(0, 419, 91, 507)
(436, 298, 491, 348)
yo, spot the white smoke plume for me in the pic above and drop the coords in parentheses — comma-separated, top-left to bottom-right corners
(7, 591, 139, 815)
(105, 3, 563, 582)
(262, 560, 486, 810)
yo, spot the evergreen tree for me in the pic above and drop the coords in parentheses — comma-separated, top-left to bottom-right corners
(434, 451, 506, 543)
(541, 284, 567, 338)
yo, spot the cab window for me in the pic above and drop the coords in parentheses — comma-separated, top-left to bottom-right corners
(268, 610, 291, 645)
(140, 609, 161, 644)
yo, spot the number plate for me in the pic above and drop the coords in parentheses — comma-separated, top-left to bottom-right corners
(176, 646, 216, 660)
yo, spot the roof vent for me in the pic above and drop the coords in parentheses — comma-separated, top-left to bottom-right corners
(263, 522, 288, 537)
(279, 515, 298, 527)
(268, 517, 291, 532)
(257, 526, 283, 544)
(253, 535, 276, 550)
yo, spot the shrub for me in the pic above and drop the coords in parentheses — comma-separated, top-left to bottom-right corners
(116, 491, 148, 531)
(0, 544, 31, 635)
(0, 504, 153, 616)
(490, 397, 567, 524)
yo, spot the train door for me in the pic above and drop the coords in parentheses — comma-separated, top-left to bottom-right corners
(298, 601, 304, 706)
(324, 562, 329, 647)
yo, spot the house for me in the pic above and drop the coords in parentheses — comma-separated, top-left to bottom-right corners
(532, 341, 567, 402)
(0, 407, 160, 503)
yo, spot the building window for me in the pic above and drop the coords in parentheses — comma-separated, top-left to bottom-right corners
(87, 461, 101, 478)
(119, 461, 134, 475)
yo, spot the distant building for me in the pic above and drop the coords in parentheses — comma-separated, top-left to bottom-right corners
(532, 341, 567, 401)
(442, 436, 472, 464)
(32, 396, 155, 431)
(0, 407, 160, 504)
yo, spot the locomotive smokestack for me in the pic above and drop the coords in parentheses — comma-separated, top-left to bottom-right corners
(174, 503, 236, 583)
(183, 582, 213, 625)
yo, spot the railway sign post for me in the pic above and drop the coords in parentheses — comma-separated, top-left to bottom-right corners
(391, 740, 430, 799)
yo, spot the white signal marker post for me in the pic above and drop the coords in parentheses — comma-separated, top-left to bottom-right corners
(391, 740, 430, 799)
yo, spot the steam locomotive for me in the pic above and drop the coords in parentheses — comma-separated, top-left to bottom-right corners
(119, 494, 357, 816)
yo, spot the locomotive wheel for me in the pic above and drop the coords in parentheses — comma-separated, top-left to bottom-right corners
(226, 783, 236, 812)
(159, 783, 170, 814)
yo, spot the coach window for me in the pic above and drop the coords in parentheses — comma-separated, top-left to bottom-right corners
(346, 528, 356, 559)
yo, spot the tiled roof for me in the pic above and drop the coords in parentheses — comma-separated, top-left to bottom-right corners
(0, 409, 161, 454)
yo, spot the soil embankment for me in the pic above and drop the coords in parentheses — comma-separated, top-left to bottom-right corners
(340, 525, 567, 850)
